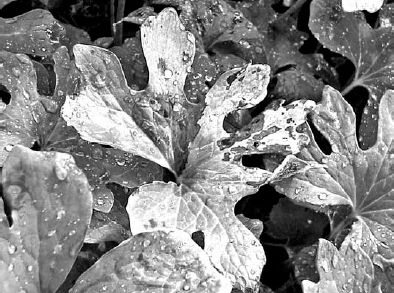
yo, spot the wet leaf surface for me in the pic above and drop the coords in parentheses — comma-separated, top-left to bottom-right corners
(70, 230, 233, 293)
(0, 9, 66, 56)
(1, 145, 92, 293)
(274, 87, 394, 291)
(309, 0, 394, 148)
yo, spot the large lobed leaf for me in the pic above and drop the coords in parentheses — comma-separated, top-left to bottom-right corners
(1, 146, 92, 293)
(309, 0, 394, 148)
(61, 8, 318, 291)
(70, 229, 232, 293)
(62, 8, 196, 174)
(274, 86, 394, 292)
(127, 62, 316, 290)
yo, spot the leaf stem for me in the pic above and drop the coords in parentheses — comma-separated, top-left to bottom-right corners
(114, 0, 126, 46)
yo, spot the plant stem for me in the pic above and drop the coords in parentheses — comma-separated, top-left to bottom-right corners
(110, 0, 115, 37)
(114, 0, 126, 46)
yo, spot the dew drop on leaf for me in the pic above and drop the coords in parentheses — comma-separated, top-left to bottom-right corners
(318, 193, 328, 200)
(164, 69, 173, 79)
(8, 244, 17, 254)
(54, 163, 68, 180)
(4, 144, 14, 152)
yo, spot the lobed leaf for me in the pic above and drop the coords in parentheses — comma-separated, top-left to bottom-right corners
(274, 87, 394, 291)
(303, 221, 375, 293)
(309, 0, 394, 148)
(62, 8, 196, 174)
(1, 145, 93, 293)
(128, 63, 317, 291)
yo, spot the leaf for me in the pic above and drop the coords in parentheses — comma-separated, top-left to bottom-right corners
(0, 50, 47, 166)
(127, 63, 318, 291)
(1, 145, 92, 293)
(273, 87, 394, 290)
(70, 230, 232, 293)
(302, 222, 374, 293)
(309, 0, 394, 148)
(342, 0, 384, 13)
(62, 8, 196, 173)
(45, 118, 163, 212)
(0, 9, 66, 56)
(0, 44, 161, 211)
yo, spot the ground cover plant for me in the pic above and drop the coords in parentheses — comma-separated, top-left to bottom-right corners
(0, 0, 392, 292)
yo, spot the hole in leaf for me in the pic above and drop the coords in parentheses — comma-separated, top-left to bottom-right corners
(0, 85, 11, 105)
(307, 114, 332, 155)
(363, 10, 379, 28)
(343, 86, 369, 147)
(191, 230, 205, 249)
(241, 154, 265, 168)
(30, 141, 41, 151)
(235, 185, 281, 220)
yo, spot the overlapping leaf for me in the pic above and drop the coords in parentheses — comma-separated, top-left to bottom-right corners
(1, 145, 92, 293)
(70, 230, 232, 293)
(302, 221, 374, 293)
(0, 44, 161, 212)
(274, 87, 394, 291)
(309, 0, 394, 148)
(0, 9, 66, 56)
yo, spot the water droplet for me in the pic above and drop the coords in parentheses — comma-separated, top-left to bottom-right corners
(54, 163, 68, 180)
(143, 240, 151, 247)
(27, 265, 33, 272)
(0, 101, 6, 113)
(332, 254, 339, 268)
(8, 263, 14, 271)
(8, 244, 16, 254)
(4, 144, 13, 152)
(53, 244, 63, 254)
(56, 209, 66, 220)
(183, 284, 190, 291)
(318, 193, 327, 200)
(68, 230, 76, 236)
(48, 230, 56, 237)
(164, 69, 173, 79)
